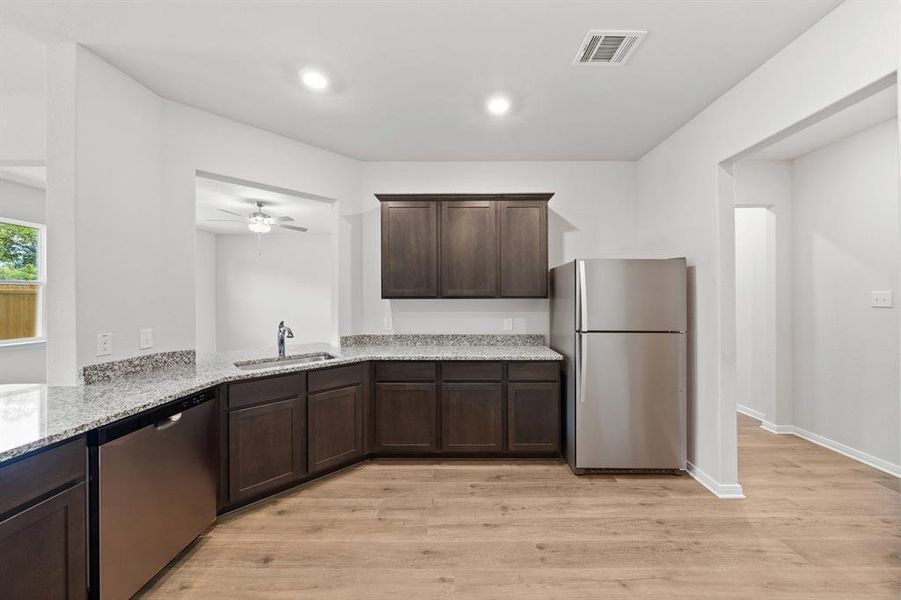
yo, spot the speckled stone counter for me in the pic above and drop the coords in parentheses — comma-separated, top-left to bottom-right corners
(0, 340, 561, 464)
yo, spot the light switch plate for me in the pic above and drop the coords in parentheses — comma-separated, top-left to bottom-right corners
(503, 318, 513, 332)
(383, 316, 393, 332)
(139, 328, 153, 350)
(870, 290, 893, 308)
(96, 333, 112, 356)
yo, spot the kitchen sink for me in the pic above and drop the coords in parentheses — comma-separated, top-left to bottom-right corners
(234, 352, 336, 370)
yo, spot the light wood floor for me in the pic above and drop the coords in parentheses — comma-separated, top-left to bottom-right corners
(139, 415, 900, 599)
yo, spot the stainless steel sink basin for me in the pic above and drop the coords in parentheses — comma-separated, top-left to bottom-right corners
(234, 352, 336, 370)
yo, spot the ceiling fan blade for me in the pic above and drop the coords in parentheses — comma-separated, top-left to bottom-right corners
(206, 219, 248, 223)
(276, 223, 308, 232)
(216, 208, 247, 218)
(275, 216, 295, 222)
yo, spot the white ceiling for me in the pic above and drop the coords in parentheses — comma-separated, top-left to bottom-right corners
(751, 85, 898, 160)
(0, 166, 46, 190)
(0, 1, 841, 161)
(195, 176, 333, 236)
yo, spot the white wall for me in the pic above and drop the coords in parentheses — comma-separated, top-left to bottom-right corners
(0, 26, 45, 163)
(734, 207, 772, 419)
(635, 0, 899, 493)
(791, 119, 899, 468)
(46, 45, 360, 377)
(194, 230, 216, 354)
(73, 47, 163, 368)
(160, 101, 359, 348)
(213, 232, 333, 351)
(357, 161, 637, 335)
(0, 179, 46, 383)
(0, 93, 45, 162)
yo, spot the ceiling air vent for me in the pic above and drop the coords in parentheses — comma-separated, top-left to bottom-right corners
(574, 30, 646, 66)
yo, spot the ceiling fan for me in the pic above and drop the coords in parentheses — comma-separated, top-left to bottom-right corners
(207, 200, 308, 233)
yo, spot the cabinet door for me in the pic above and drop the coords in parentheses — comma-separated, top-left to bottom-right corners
(375, 383, 437, 453)
(441, 382, 503, 452)
(498, 200, 548, 297)
(441, 200, 498, 297)
(308, 384, 364, 473)
(381, 201, 439, 298)
(228, 396, 307, 504)
(0, 483, 86, 600)
(507, 382, 560, 453)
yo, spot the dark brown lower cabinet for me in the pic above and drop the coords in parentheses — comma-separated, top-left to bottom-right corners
(0, 483, 86, 600)
(228, 396, 307, 504)
(507, 382, 560, 453)
(441, 382, 504, 452)
(308, 384, 364, 473)
(375, 383, 437, 453)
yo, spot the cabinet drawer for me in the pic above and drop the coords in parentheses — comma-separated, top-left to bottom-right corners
(440, 361, 503, 381)
(0, 437, 86, 516)
(228, 373, 305, 410)
(507, 361, 560, 381)
(375, 361, 436, 382)
(308, 364, 364, 393)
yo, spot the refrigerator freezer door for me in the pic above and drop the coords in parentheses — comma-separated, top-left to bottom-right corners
(576, 258, 687, 332)
(576, 332, 686, 470)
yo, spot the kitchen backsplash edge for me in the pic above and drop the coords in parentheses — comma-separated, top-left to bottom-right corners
(82, 350, 197, 384)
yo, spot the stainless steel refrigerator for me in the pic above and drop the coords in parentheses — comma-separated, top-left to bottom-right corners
(550, 258, 687, 473)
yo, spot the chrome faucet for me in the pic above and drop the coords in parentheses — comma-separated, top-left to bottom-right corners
(277, 321, 294, 357)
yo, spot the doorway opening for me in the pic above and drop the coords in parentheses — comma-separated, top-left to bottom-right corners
(723, 74, 900, 483)
(193, 171, 339, 354)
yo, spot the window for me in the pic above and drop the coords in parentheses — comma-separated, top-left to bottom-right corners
(0, 218, 44, 343)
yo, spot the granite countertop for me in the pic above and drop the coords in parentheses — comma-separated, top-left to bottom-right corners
(0, 339, 562, 464)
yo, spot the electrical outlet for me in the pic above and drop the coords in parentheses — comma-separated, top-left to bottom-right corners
(870, 290, 893, 308)
(139, 328, 153, 350)
(503, 318, 513, 332)
(383, 316, 393, 331)
(96, 333, 112, 357)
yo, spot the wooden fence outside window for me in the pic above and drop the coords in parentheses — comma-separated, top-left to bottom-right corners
(0, 284, 38, 340)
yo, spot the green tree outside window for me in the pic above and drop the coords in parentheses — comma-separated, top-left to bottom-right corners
(0, 222, 39, 281)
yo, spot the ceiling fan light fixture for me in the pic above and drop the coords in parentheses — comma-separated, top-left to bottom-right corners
(248, 221, 271, 234)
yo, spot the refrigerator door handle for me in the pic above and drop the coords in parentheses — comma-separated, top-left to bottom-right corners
(578, 334, 587, 404)
(577, 260, 587, 331)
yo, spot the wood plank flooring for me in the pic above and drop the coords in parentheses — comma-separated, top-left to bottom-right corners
(138, 415, 900, 599)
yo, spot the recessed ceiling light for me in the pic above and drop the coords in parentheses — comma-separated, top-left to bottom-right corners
(299, 69, 329, 91)
(486, 95, 512, 116)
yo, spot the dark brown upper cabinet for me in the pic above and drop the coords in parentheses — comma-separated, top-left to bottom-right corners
(498, 200, 548, 297)
(380, 200, 439, 297)
(441, 200, 498, 297)
(377, 193, 552, 299)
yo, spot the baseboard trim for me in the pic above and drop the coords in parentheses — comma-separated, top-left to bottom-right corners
(686, 461, 745, 499)
(760, 420, 794, 435)
(736, 404, 766, 421)
(789, 425, 901, 479)
(743, 411, 901, 479)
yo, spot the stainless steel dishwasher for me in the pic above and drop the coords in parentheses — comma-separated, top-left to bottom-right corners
(89, 390, 218, 599)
